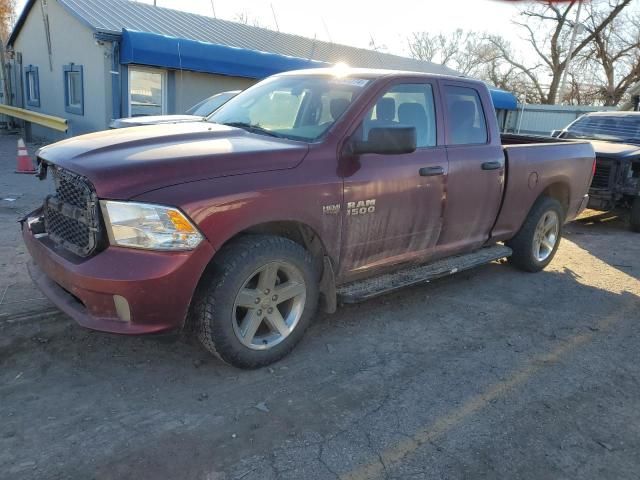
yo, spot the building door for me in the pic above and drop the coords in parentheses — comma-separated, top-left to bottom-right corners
(128, 66, 167, 117)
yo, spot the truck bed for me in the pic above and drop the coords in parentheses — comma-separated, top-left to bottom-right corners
(491, 135, 595, 242)
(501, 133, 571, 146)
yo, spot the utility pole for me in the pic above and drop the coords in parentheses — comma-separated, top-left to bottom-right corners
(558, 1, 583, 104)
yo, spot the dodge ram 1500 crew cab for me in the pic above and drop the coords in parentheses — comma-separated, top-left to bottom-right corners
(22, 68, 595, 368)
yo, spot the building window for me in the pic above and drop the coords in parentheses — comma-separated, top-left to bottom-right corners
(24, 65, 40, 107)
(63, 64, 84, 115)
(128, 67, 166, 117)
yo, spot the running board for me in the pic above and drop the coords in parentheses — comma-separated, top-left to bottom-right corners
(337, 245, 513, 304)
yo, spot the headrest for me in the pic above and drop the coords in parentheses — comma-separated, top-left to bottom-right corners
(451, 100, 477, 122)
(376, 97, 396, 121)
(398, 102, 427, 123)
(330, 98, 350, 121)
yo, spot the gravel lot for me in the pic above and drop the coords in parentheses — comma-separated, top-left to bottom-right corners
(1, 132, 639, 479)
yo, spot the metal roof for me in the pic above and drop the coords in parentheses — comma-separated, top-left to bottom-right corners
(9, 0, 458, 76)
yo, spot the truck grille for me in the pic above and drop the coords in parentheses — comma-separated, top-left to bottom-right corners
(43, 166, 101, 257)
(591, 160, 612, 189)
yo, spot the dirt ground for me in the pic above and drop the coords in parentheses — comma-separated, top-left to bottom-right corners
(1, 132, 639, 479)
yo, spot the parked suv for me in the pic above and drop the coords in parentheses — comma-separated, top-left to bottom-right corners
(109, 90, 240, 128)
(23, 68, 594, 368)
(552, 111, 640, 231)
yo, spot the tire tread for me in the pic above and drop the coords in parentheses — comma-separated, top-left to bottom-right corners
(507, 196, 563, 272)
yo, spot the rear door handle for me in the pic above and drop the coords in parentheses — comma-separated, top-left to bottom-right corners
(419, 166, 445, 177)
(481, 161, 503, 171)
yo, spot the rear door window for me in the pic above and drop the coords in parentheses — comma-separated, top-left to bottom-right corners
(444, 86, 488, 145)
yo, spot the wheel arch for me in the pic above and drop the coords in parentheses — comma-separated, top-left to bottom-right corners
(188, 220, 338, 332)
(540, 181, 571, 220)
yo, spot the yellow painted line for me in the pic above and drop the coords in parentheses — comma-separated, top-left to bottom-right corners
(0, 104, 68, 132)
(341, 239, 639, 480)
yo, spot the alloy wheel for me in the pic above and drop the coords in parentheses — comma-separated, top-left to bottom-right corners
(232, 261, 306, 350)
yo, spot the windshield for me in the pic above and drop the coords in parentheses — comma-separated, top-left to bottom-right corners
(186, 91, 238, 116)
(208, 75, 369, 141)
(564, 114, 640, 144)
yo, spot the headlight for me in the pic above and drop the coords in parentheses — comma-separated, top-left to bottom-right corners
(100, 200, 203, 251)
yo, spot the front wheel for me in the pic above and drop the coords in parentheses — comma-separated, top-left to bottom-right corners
(192, 235, 319, 369)
(507, 196, 564, 272)
(631, 197, 640, 233)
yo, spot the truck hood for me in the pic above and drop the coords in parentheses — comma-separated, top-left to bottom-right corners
(37, 122, 309, 199)
(590, 140, 640, 158)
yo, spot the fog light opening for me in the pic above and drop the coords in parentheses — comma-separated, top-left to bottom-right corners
(113, 295, 131, 322)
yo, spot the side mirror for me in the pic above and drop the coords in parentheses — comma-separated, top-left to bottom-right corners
(350, 127, 417, 155)
(550, 130, 562, 138)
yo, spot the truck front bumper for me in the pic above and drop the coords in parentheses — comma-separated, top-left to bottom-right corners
(22, 222, 215, 335)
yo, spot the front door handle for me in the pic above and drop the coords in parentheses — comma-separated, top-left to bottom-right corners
(419, 166, 445, 177)
(481, 161, 503, 170)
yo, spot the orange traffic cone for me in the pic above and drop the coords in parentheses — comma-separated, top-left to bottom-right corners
(15, 138, 35, 174)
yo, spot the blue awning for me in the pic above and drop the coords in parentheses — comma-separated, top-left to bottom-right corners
(489, 88, 518, 110)
(120, 29, 330, 79)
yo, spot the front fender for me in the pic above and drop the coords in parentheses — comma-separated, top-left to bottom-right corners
(134, 168, 343, 268)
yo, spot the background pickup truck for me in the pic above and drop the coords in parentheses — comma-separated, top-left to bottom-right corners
(552, 111, 640, 232)
(23, 68, 595, 368)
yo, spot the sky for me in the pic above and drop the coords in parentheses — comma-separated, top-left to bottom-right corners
(14, 0, 526, 57)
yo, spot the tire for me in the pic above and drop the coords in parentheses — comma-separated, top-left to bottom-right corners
(507, 196, 564, 273)
(631, 197, 640, 233)
(192, 235, 319, 369)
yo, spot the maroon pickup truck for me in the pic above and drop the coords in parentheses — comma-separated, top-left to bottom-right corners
(22, 69, 594, 368)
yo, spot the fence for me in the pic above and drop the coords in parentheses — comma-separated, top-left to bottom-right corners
(504, 104, 617, 136)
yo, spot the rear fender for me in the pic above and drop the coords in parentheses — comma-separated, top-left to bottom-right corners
(492, 142, 593, 241)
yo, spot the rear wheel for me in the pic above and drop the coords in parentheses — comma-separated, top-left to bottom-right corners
(507, 196, 563, 272)
(631, 197, 640, 233)
(192, 235, 319, 369)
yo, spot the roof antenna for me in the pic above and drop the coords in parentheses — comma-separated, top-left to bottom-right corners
(369, 33, 385, 68)
(270, 3, 280, 32)
(210, 0, 216, 18)
(320, 17, 332, 43)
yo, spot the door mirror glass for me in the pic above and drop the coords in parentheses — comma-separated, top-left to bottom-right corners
(550, 129, 562, 138)
(350, 127, 417, 155)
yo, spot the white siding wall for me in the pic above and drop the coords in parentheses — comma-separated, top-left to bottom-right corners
(12, 0, 110, 140)
(505, 104, 618, 136)
(172, 71, 255, 113)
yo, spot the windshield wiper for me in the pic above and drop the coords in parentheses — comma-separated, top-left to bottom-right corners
(220, 122, 283, 138)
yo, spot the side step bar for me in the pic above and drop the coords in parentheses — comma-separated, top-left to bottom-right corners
(337, 245, 513, 304)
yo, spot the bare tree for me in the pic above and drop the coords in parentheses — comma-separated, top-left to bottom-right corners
(233, 11, 264, 28)
(407, 29, 545, 102)
(505, 0, 633, 104)
(0, 0, 16, 107)
(407, 1, 639, 107)
(580, 5, 640, 106)
(0, 0, 15, 40)
(483, 34, 549, 103)
(408, 29, 497, 77)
